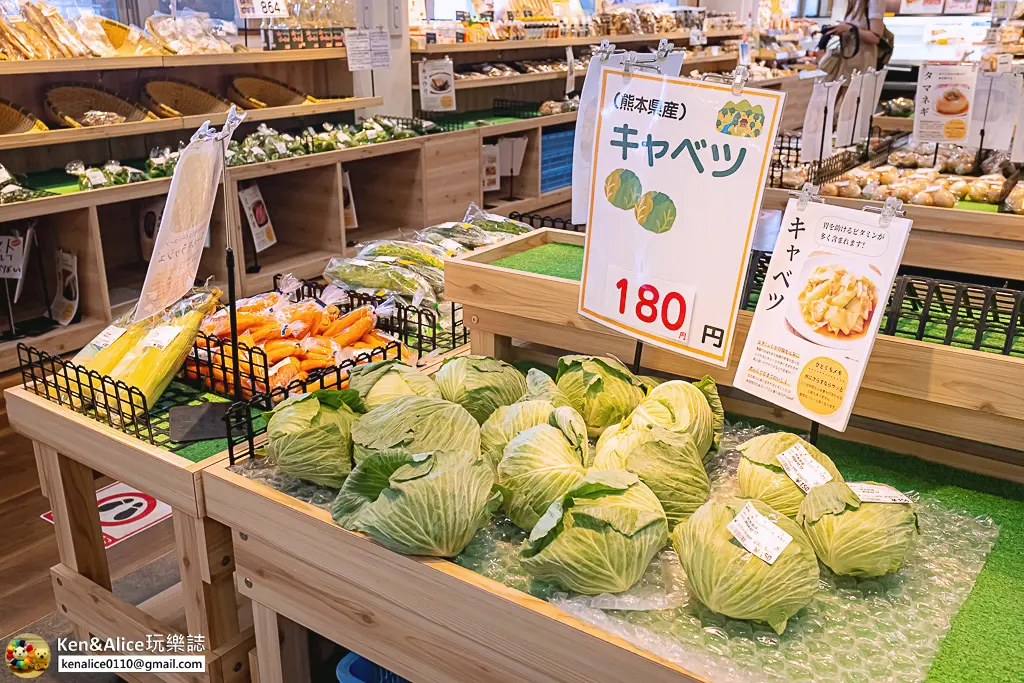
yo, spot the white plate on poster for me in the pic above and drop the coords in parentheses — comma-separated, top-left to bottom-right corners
(785, 254, 884, 351)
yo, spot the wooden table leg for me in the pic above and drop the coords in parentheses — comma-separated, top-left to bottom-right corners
(252, 603, 310, 683)
(470, 328, 513, 360)
(173, 511, 242, 649)
(39, 443, 110, 641)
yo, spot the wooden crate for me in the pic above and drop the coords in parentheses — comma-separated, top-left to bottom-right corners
(444, 229, 1024, 460)
(201, 441, 705, 683)
(762, 188, 1024, 282)
(4, 387, 254, 683)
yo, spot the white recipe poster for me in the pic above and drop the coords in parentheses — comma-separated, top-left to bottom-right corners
(418, 59, 456, 112)
(735, 199, 912, 431)
(913, 63, 977, 144)
(579, 69, 784, 366)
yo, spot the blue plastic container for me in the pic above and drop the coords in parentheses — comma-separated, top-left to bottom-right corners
(336, 653, 407, 683)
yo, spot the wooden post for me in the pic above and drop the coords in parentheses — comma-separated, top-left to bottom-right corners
(39, 443, 111, 641)
(470, 327, 513, 360)
(173, 510, 242, 648)
(252, 603, 310, 683)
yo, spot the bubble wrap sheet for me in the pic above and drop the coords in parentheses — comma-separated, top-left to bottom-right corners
(233, 425, 999, 683)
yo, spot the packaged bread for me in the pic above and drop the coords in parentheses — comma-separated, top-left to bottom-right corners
(1004, 182, 1024, 214)
(870, 184, 892, 201)
(836, 180, 862, 198)
(819, 182, 839, 197)
(877, 165, 900, 185)
(23, 1, 91, 58)
(910, 190, 934, 206)
(949, 178, 970, 200)
(71, 14, 118, 57)
(1, 14, 57, 59)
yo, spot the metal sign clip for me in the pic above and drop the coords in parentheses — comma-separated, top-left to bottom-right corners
(792, 182, 822, 209)
(597, 39, 616, 60)
(655, 38, 672, 60)
(731, 64, 749, 95)
(862, 196, 905, 227)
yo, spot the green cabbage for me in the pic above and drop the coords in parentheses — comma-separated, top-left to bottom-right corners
(614, 377, 724, 459)
(332, 449, 499, 557)
(263, 389, 364, 487)
(520, 470, 668, 594)
(347, 359, 441, 410)
(593, 427, 709, 529)
(518, 368, 573, 408)
(797, 481, 919, 577)
(497, 408, 588, 531)
(435, 355, 527, 424)
(480, 400, 557, 469)
(350, 396, 481, 465)
(672, 499, 819, 634)
(738, 433, 844, 518)
(555, 355, 646, 438)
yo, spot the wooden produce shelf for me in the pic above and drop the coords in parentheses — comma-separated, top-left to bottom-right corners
(4, 387, 254, 682)
(0, 177, 171, 223)
(224, 135, 425, 181)
(872, 114, 914, 132)
(445, 229, 1024, 454)
(0, 47, 349, 76)
(183, 95, 383, 128)
(0, 316, 106, 373)
(0, 118, 184, 151)
(202, 443, 706, 683)
(414, 71, 584, 90)
(763, 188, 1024, 280)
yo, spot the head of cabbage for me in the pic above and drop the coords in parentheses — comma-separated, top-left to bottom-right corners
(672, 498, 819, 634)
(797, 481, 919, 577)
(497, 406, 588, 531)
(263, 389, 364, 488)
(350, 395, 481, 465)
(519, 368, 573, 408)
(593, 426, 709, 530)
(435, 355, 528, 424)
(480, 400, 557, 469)
(555, 355, 646, 438)
(602, 377, 724, 461)
(332, 449, 499, 557)
(347, 359, 441, 410)
(520, 470, 668, 595)
(737, 433, 844, 518)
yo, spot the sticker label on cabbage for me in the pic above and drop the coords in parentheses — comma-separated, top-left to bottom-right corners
(848, 482, 912, 504)
(727, 502, 792, 565)
(92, 325, 127, 349)
(776, 443, 833, 492)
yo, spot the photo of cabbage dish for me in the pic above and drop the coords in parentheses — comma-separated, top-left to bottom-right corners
(797, 265, 878, 338)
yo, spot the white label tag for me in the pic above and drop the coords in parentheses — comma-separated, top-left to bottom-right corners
(349, 259, 371, 266)
(85, 169, 107, 186)
(0, 167, 11, 184)
(848, 482, 912, 504)
(776, 443, 834, 493)
(727, 502, 793, 565)
(269, 357, 293, 374)
(92, 325, 127, 349)
(365, 128, 378, 140)
(374, 255, 398, 262)
(273, 142, 287, 155)
(144, 325, 181, 351)
(235, 0, 288, 19)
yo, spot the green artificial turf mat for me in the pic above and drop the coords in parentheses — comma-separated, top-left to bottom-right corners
(491, 243, 584, 281)
(728, 413, 1024, 683)
(26, 169, 81, 194)
(953, 200, 999, 213)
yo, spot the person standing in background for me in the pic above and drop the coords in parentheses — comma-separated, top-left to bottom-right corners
(818, 0, 889, 83)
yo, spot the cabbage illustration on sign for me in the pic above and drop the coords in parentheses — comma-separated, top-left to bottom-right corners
(604, 168, 643, 209)
(715, 99, 766, 138)
(634, 191, 677, 233)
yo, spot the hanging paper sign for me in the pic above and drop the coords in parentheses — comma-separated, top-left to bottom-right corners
(566, 46, 576, 96)
(134, 111, 243, 322)
(735, 199, 912, 431)
(572, 50, 690, 224)
(835, 71, 863, 146)
(579, 69, 784, 366)
(418, 59, 456, 112)
(854, 70, 885, 141)
(370, 27, 392, 68)
(51, 249, 78, 326)
(345, 29, 372, 70)
(0, 234, 25, 279)
(967, 71, 1022, 150)
(913, 63, 977, 143)
(800, 80, 842, 163)
(238, 184, 277, 253)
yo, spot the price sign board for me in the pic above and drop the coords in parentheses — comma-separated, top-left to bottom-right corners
(235, 0, 288, 19)
(579, 68, 783, 366)
(913, 63, 978, 143)
(735, 199, 912, 431)
(0, 234, 25, 279)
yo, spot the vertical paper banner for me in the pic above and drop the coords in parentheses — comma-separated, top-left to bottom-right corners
(572, 50, 689, 224)
(579, 69, 784, 366)
(735, 199, 912, 430)
(967, 71, 1023, 150)
(800, 80, 841, 163)
(835, 71, 863, 147)
(913, 63, 978, 144)
(418, 59, 457, 112)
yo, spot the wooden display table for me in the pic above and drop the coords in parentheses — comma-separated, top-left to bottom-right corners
(872, 115, 914, 132)
(5, 387, 254, 683)
(445, 229, 1024, 464)
(762, 188, 1024, 281)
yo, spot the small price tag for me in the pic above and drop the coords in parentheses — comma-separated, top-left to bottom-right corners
(776, 443, 833, 492)
(848, 482, 912, 504)
(689, 27, 707, 46)
(92, 325, 127, 349)
(0, 235, 25, 279)
(273, 142, 287, 155)
(234, 0, 288, 19)
(727, 502, 793, 565)
(350, 259, 371, 266)
(365, 128, 378, 140)
(0, 167, 11, 184)
(374, 255, 398, 262)
(144, 325, 182, 351)
(86, 169, 107, 186)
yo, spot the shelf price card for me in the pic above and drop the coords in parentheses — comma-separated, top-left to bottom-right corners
(913, 63, 978, 144)
(735, 199, 912, 431)
(578, 68, 784, 366)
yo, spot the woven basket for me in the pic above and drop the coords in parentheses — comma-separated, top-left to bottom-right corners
(0, 99, 48, 135)
(142, 78, 231, 118)
(228, 75, 318, 109)
(102, 17, 166, 56)
(44, 83, 158, 128)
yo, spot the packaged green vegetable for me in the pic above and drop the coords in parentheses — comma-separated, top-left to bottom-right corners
(145, 146, 181, 178)
(464, 202, 533, 235)
(414, 221, 510, 249)
(323, 256, 436, 307)
(356, 240, 447, 269)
